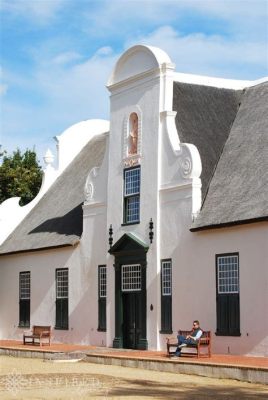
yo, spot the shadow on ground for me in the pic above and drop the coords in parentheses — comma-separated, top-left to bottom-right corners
(1, 371, 267, 400)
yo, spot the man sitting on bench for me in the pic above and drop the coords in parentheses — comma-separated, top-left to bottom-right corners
(174, 320, 203, 357)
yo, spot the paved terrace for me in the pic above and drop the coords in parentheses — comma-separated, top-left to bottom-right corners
(0, 340, 267, 385)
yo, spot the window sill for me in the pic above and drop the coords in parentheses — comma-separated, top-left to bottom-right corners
(18, 324, 30, 329)
(215, 331, 241, 337)
(159, 330, 173, 334)
(121, 221, 140, 226)
(97, 328, 107, 332)
(54, 327, 69, 330)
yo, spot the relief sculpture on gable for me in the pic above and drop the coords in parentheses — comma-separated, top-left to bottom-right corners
(128, 112, 138, 155)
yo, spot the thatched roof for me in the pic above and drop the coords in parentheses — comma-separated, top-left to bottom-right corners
(0, 134, 107, 255)
(173, 82, 242, 200)
(191, 82, 268, 230)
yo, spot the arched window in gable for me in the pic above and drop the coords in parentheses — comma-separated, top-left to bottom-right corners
(128, 112, 138, 156)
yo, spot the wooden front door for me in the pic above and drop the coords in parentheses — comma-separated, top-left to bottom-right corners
(122, 292, 141, 349)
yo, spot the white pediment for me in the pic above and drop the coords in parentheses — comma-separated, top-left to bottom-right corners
(107, 45, 172, 87)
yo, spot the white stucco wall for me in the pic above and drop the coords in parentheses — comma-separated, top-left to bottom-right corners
(0, 245, 106, 346)
(1, 221, 266, 356)
(159, 203, 268, 356)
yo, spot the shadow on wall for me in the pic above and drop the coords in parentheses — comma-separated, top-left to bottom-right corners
(29, 204, 83, 237)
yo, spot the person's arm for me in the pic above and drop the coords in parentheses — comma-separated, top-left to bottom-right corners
(187, 329, 202, 341)
(194, 329, 203, 341)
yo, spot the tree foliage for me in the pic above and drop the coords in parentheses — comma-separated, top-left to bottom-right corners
(0, 149, 43, 206)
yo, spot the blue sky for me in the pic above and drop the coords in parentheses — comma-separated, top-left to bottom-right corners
(0, 0, 267, 166)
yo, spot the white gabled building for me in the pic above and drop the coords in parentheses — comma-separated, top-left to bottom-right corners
(0, 45, 267, 356)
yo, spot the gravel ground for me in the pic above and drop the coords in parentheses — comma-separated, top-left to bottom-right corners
(0, 355, 267, 399)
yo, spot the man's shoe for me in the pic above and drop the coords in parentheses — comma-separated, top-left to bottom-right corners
(179, 343, 187, 348)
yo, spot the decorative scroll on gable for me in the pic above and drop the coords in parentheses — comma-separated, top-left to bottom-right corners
(84, 167, 100, 204)
(160, 110, 202, 219)
(123, 105, 142, 167)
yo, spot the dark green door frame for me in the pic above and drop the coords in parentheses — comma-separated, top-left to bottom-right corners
(109, 233, 149, 350)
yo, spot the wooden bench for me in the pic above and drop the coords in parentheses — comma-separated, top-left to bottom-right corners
(23, 325, 51, 346)
(166, 330, 211, 358)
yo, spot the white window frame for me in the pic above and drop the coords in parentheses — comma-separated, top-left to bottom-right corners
(124, 167, 140, 196)
(56, 269, 69, 299)
(217, 255, 239, 294)
(161, 260, 172, 296)
(124, 167, 140, 224)
(20, 271, 31, 300)
(122, 264, 141, 292)
(99, 265, 107, 298)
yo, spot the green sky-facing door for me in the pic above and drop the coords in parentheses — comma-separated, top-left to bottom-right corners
(109, 233, 149, 350)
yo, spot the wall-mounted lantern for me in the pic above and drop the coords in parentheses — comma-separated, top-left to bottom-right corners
(149, 218, 154, 244)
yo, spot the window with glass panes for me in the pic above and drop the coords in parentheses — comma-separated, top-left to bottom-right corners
(160, 260, 172, 333)
(123, 167, 140, 224)
(216, 253, 240, 336)
(122, 264, 141, 292)
(98, 265, 107, 331)
(19, 272, 30, 327)
(217, 255, 239, 293)
(55, 269, 68, 329)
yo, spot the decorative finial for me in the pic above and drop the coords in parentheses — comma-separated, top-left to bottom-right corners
(149, 218, 154, 244)
(109, 224, 113, 248)
(43, 149, 54, 167)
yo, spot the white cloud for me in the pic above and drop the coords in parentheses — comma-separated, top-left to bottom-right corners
(1, 0, 65, 22)
(34, 47, 117, 119)
(127, 26, 267, 79)
(1, 46, 118, 163)
(83, 0, 267, 40)
(0, 84, 8, 96)
(186, 0, 266, 19)
(95, 47, 114, 57)
(51, 52, 83, 66)
(0, 66, 8, 96)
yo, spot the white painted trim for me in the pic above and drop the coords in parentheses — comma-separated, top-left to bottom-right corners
(159, 182, 192, 192)
(107, 44, 172, 87)
(107, 67, 161, 92)
(173, 72, 268, 90)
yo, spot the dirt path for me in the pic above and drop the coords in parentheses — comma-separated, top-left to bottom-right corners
(0, 355, 267, 399)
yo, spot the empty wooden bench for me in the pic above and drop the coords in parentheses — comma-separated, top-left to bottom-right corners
(23, 325, 51, 346)
(166, 330, 211, 358)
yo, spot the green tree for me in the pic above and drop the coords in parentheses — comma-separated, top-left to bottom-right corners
(0, 149, 43, 206)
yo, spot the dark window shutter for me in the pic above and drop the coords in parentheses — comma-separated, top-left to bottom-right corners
(56, 298, 68, 329)
(98, 298, 106, 331)
(216, 294, 229, 334)
(19, 299, 30, 327)
(161, 296, 172, 333)
(228, 294, 240, 335)
(216, 294, 240, 336)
